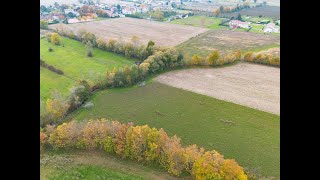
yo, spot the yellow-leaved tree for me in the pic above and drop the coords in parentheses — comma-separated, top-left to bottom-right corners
(207, 50, 220, 66)
(51, 33, 60, 45)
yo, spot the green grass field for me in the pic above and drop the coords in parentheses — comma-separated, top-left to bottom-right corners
(40, 36, 136, 112)
(40, 67, 75, 112)
(169, 16, 226, 29)
(66, 82, 280, 178)
(40, 150, 187, 180)
(40, 37, 136, 84)
(40, 67, 75, 101)
(45, 165, 144, 180)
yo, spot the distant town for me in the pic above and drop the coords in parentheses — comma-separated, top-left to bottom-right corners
(40, 0, 279, 33)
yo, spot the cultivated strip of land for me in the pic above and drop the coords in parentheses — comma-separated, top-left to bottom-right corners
(49, 17, 209, 47)
(155, 63, 280, 115)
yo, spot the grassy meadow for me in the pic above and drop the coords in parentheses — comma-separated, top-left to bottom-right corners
(40, 36, 136, 112)
(40, 150, 188, 180)
(40, 36, 136, 84)
(67, 82, 280, 178)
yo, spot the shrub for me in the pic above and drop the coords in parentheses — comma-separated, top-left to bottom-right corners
(81, 31, 96, 46)
(77, 120, 109, 149)
(193, 150, 225, 179)
(46, 33, 52, 42)
(48, 121, 81, 149)
(86, 41, 93, 57)
(270, 56, 280, 66)
(67, 80, 91, 113)
(207, 50, 220, 66)
(40, 20, 48, 29)
(51, 33, 61, 45)
(220, 159, 248, 180)
(191, 55, 202, 66)
(244, 52, 254, 62)
(48, 47, 53, 52)
(44, 124, 56, 136)
(40, 131, 47, 151)
(46, 98, 69, 123)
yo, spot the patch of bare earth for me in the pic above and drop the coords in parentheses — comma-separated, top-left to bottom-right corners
(49, 17, 208, 47)
(156, 63, 280, 115)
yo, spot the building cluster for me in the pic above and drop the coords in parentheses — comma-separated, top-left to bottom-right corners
(40, 0, 184, 24)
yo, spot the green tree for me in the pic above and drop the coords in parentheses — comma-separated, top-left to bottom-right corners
(85, 41, 93, 57)
(219, 6, 224, 13)
(40, 5, 48, 12)
(40, 20, 48, 29)
(236, 14, 242, 20)
(51, 33, 60, 45)
(207, 50, 220, 66)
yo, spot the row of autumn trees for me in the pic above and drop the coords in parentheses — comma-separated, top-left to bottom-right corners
(243, 51, 280, 67)
(188, 50, 280, 67)
(40, 119, 247, 179)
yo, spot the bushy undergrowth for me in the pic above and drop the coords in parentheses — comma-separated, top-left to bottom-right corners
(41, 119, 247, 179)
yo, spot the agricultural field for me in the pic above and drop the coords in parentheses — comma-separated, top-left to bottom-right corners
(169, 16, 227, 29)
(67, 81, 280, 178)
(177, 29, 280, 59)
(40, 150, 183, 180)
(181, 1, 235, 12)
(156, 63, 280, 115)
(221, 6, 280, 19)
(49, 17, 209, 47)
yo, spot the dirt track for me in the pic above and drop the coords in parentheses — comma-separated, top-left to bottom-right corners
(156, 63, 280, 115)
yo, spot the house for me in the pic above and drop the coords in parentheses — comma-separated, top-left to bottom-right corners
(229, 20, 251, 29)
(122, 6, 137, 14)
(263, 23, 279, 33)
(64, 9, 80, 17)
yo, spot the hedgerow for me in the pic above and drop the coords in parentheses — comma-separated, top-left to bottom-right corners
(43, 119, 247, 179)
(243, 52, 280, 67)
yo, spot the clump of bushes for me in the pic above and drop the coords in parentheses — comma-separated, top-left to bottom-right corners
(42, 119, 247, 179)
(104, 48, 184, 88)
(67, 80, 92, 113)
(40, 20, 48, 29)
(188, 50, 241, 67)
(243, 52, 280, 67)
(45, 32, 61, 45)
(51, 33, 61, 45)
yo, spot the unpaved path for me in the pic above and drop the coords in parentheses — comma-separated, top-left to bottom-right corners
(156, 63, 280, 115)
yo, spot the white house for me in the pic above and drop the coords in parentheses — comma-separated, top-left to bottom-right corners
(263, 23, 279, 33)
(64, 9, 80, 17)
(67, 18, 80, 24)
(229, 20, 251, 29)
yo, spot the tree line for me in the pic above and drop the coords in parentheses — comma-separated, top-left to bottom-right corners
(40, 119, 248, 179)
